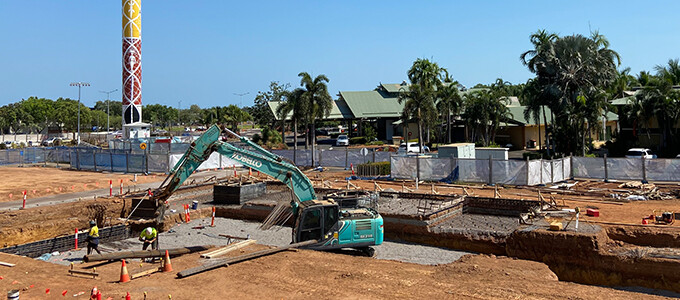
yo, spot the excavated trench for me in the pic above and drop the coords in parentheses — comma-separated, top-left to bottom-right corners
(189, 182, 680, 293)
(5, 180, 680, 293)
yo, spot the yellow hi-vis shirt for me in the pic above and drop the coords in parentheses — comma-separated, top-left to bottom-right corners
(140, 228, 157, 240)
(88, 226, 99, 238)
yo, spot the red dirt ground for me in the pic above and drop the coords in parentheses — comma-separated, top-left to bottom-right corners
(0, 248, 671, 299)
(0, 166, 164, 202)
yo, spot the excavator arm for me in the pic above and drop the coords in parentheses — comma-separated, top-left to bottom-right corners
(153, 125, 316, 213)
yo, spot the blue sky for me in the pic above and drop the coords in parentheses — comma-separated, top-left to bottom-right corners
(1, 1, 679, 108)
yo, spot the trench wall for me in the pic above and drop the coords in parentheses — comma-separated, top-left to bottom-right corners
(0, 225, 131, 258)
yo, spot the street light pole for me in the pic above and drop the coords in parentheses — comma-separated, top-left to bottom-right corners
(70, 82, 90, 145)
(233, 92, 249, 108)
(100, 89, 118, 133)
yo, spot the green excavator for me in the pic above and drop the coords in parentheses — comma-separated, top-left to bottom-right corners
(149, 124, 383, 256)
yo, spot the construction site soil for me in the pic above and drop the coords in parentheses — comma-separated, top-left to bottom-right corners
(0, 166, 163, 202)
(3, 168, 680, 298)
(5, 248, 677, 299)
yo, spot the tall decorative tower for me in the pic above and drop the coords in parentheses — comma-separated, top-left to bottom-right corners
(122, 0, 142, 125)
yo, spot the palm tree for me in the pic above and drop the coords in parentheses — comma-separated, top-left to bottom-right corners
(632, 70, 680, 153)
(655, 59, 680, 85)
(437, 76, 462, 143)
(398, 83, 436, 150)
(520, 30, 620, 155)
(520, 78, 545, 151)
(401, 58, 447, 150)
(222, 105, 251, 132)
(275, 88, 307, 152)
(298, 72, 332, 167)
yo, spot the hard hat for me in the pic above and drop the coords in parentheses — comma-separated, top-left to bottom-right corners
(89, 220, 96, 226)
(146, 227, 153, 235)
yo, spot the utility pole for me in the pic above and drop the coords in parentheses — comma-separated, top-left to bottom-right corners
(100, 89, 118, 133)
(70, 82, 90, 145)
(178, 100, 182, 129)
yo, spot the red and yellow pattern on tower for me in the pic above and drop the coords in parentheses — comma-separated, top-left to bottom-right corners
(122, 0, 142, 124)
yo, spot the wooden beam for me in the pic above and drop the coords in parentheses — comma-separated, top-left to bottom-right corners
(201, 240, 256, 259)
(0, 261, 15, 267)
(177, 240, 317, 278)
(131, 267, 161, 279)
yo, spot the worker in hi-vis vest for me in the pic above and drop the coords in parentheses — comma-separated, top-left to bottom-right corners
(139, 227, 158, 251)
(86, 220, 101, 255)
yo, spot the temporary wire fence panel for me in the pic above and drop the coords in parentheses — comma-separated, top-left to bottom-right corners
(456, 158, 490, 183)
(148, 154, 170, 173)
(420, 158, 452, 181)
(607, 158, 643, 181)
(572, 157, 606, 179)
(493, 160, 528, 185)
(318, 149, 345, 168)
(646, 159, 680, 182)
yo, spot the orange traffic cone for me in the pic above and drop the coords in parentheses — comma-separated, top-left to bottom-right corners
(126, 292, 131, 300)
(162, 250, 173, 272)
(248, 167, 252, 176)
(120, 259, 131, 283)
(96, 291, 102, 300)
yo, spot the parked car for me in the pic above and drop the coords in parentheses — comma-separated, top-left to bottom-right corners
(41, 137, 60, 146)
(398, 142, 429, 154)
(336, 135, 349, 146)
(625, 148, 656, 159)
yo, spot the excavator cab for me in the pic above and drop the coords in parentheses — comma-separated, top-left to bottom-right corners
(297, 204, 339, 243)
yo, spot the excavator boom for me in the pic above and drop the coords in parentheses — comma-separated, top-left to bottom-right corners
(152, 124, 383, 252)
(154, 125, 315, 209)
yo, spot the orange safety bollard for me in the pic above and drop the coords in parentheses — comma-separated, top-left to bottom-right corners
(120, 179, 123, 195)
(22, 190, 27, 209)
(210, 207, 216, 227)
(74, 228, 79, 250)
(109, 180, 113, 197)
(233, 165, 237, 176)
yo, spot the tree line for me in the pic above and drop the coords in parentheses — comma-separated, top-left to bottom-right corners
(0, 98, 253, 134)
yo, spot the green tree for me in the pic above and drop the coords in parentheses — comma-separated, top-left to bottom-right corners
(520, 30, 620, 155)
(93, 100, 123, 118)
(144, 104, 178, 128)
(276, 88, 307, 152)
(462, 89, 511, 146)
(655, 58, 680, 85)
(180, 104, 203, 125)
(0, 103, 31, 134)
(53, 98, 92, 132)
(19, 97, 54, 133)
(437, 76, 463, 143)
(250, 81, 289, 128)
(223, 105, 251, 131)
(399, 58, 447, 150)
(627, 61, 680, 153)
(520, 78, 546, 151)
(298, 72, 332, 166)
